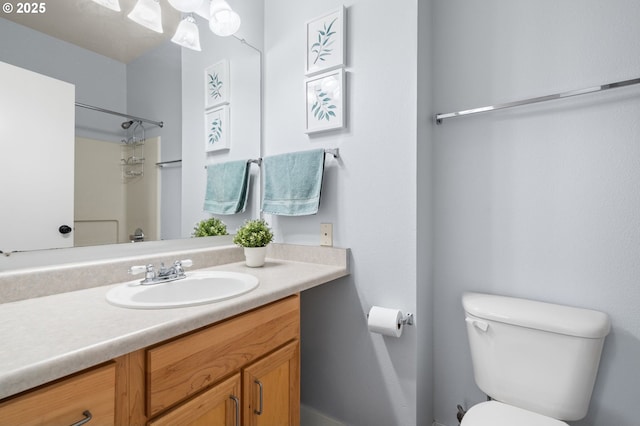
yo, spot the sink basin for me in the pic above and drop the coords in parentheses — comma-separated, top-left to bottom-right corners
(106, 271, 259, 309)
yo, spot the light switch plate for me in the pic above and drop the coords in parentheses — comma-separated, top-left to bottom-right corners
(320, 223, 333, 247)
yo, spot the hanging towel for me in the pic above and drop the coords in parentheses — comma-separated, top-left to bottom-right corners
(262, 149, 325, 216)
(203, 160, 250, 215)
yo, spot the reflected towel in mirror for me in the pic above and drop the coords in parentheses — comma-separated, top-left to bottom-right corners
(203, 160, 250, 214)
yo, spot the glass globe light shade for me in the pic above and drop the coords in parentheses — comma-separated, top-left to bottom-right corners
(209, 0, 241, 37)
(91, 0, 121, 12)
(128, 0, 163, 33)
(167, 0, 204, 13)
(171, 16, 202, 51)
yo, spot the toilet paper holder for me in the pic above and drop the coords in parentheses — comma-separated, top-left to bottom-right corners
(401, 313, 414, 326)
(366, 310, 414, 326)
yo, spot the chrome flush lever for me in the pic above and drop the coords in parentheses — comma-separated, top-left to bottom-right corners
(465, 317, 489, 332)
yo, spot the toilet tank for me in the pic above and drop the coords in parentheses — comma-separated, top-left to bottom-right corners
(462, 292, 610, 421)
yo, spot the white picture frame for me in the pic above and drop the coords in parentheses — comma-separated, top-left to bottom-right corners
(204, 59, 230, 109)
(305, 69, 345, 134)
(305, 6, 346, 76)
(204, 105, 230, 152)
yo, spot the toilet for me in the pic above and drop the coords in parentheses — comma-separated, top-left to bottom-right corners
(461, 292, 610, 426)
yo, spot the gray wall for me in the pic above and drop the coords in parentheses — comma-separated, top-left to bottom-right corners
(432, 1, 640, 425)
(0, 18, 127, 141)
(264, 1, 426, 425)
(127, 42, 183, 240)
(417, 0, 434, 424)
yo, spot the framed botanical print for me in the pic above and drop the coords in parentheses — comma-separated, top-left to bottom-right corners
(205, 105, 230, 152)
(204, 59, 230, 109)
(305, 69, 345, 134)
(305, 6, 346, 76)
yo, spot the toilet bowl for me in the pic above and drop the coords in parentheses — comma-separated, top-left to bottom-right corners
(461, 292, 610, 424)
(461, 401, 567, 426)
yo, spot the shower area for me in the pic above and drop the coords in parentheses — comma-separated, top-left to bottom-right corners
(73, 110, 161, 247)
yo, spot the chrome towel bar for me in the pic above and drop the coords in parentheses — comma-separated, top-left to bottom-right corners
(435, 76, 640, 124)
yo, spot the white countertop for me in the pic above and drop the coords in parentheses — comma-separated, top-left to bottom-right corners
(0, 247, 349, 400)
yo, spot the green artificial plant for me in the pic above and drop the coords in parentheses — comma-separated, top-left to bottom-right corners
(233, 219, 274, 248)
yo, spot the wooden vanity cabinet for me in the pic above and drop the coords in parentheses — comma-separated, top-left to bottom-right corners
(0, 363, 116, 426)
(0, 295, 300, 426)
(243, 341, 300, 426)
(148, 341, 299, 426)
(147, 373, 241, 426)
(133, 294, 301, 426)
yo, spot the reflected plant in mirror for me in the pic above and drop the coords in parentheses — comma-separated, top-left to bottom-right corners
(192, 217, 229, 237)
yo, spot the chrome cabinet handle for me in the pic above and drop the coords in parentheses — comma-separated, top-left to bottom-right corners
(254, 379, 263, 415)
(69, 410, 92, 426)
(230, 395, 240, 426)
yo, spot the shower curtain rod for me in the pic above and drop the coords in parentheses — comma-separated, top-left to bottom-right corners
(435, 76, 640, 124)
(75, 102, 164, 128)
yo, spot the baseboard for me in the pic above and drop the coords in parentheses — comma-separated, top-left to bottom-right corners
(301, 404, 345, 426)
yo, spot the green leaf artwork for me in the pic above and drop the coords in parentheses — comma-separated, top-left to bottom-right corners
(208, 72, 223, 99)
(310, 18, 337, 65)
(310, 87, 337, 122)
(208, 117, 222, 145)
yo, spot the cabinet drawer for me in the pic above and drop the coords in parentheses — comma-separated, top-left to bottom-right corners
(0, 363, 116, 426)
(147, 295, 300, 416)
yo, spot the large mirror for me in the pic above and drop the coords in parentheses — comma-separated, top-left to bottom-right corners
(0, 0, 262, 258)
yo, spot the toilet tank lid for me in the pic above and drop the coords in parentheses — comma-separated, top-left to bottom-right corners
(462, 292, 611, 338)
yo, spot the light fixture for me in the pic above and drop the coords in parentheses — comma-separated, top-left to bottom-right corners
(91, 0, 121, 12)
(167, 0, 204, 12)
(128, 0, 163, 33)
(171, 15, 201, 51)
(209, 0, 241, 37)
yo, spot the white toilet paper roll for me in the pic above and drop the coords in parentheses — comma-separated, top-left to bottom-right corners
(367, 306, 404, 338)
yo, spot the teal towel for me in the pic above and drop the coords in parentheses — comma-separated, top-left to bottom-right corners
(203, 160, 250, 215)
(262, 149, 325, 216)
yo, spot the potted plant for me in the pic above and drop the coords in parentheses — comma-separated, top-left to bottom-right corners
(192, 217, 229, 237)
(233, 219, 274, 267)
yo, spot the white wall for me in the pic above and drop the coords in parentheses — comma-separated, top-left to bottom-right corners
(264, 1, 424, 425)
(432, 1, 640, 425)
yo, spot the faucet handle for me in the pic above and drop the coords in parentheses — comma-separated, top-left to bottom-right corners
(178, 259, 193, 267)
(129, 264, 152, 275)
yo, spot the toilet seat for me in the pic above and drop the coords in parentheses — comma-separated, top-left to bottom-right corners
(460, 401, 569, 426)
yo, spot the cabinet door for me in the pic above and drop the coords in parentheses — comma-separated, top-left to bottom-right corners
(0, 363, 115, 426)
(243, 341, 300, 426)
(148, 373, 241, 426)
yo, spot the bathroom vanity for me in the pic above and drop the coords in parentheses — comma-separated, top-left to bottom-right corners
(0, 242, 349, 425)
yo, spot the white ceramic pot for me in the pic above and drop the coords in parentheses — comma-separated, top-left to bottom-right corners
(244, 246, 267, 267)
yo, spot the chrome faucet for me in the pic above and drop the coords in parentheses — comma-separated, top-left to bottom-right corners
(129, 259, 193, 285)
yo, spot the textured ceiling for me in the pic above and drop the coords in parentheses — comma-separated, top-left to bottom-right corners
(2, 0, 182, 63)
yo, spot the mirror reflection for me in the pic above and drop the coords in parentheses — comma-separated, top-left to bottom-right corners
(0, 0, 262, 254)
